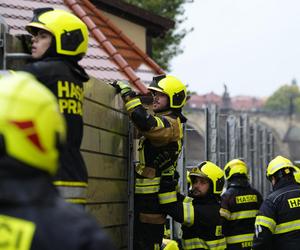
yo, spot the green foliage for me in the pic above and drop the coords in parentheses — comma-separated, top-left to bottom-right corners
(124, 0, 193, 71)
(264, 84, 300, 113)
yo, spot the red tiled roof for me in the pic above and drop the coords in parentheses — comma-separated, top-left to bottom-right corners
(188, 92, 222, 108)
(188, 93, 265, 110)
(0, 0, 165, 94)
(231, 95, 265, 110)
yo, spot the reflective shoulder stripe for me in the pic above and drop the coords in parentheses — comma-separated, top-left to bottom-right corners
(226, 233, 254, 244)
(182, 238, 209, 249)
(54, 181, 88, 204)
(53, 181, 88, 187)
(183, 196, 194, 203)
(275, 219, 300, 234)
(183, 202, 194, 226)
(158, 191, 177, 204)
(135, 177, 160, 194)
(219, 208, 231, 220)
(154, 116, 165, 128)
(255, 215, 276, 233)
(229, 209, 259, 220)
(206, 237, 227, 250)
(125, 98, 141, 111)
(56, 186, 87, 203)
(0, 214, 36, 250)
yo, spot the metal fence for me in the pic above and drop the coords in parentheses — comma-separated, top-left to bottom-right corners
(205, 105, 274, 197)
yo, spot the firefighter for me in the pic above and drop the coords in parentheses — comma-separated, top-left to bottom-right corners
(220, 159, 263, 249)
(111, 75, 187, 250)
(159, 161, 226, 250)
(21, 8, 89, 206)
(0, 72, 116, 249)
(253, 155, 300, 250)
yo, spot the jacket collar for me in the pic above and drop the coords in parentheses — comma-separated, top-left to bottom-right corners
(228, 176, 250, 188)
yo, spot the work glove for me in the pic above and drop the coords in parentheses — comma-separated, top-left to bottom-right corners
(110, 80, 135, 98)
(160, 175, 178, 193)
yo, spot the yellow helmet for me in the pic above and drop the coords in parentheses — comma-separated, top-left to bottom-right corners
(224, 159, 248, 180)
(0, 72, 66, 175)
(294, 169, 300, 184)
(26, 8, 88, 56)
(266, 155, 298, 180)
(148, 75, 187, 108)
(162, 239, 179, 250)
(189, 161, 225, 195)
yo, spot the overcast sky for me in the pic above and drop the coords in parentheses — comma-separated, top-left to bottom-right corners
(170, 0, 300, 97)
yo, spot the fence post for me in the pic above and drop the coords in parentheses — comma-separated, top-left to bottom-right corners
(205, 105, 219, 164)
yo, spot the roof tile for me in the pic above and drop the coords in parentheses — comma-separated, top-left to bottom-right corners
(1, 0, 165, 93)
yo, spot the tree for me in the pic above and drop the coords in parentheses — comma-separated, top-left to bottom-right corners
(124, 0, 193, 71)
(264, 83, 300, 113)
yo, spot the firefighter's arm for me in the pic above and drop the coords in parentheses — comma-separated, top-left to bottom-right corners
(111, 81, 157, 131)
(158, 176, 186, 224)
(219, 192, 232, 220)
(219, 192, 232, 235)
(252, 200, 275, 250)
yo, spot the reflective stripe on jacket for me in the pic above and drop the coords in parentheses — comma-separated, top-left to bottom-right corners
(221, 177, 262, 249)
(253, 181, 300, 250)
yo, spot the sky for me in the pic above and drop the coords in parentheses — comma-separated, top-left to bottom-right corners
(170, 0, 300, 98)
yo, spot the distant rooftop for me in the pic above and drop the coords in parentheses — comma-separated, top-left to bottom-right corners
(187, 92, 265, 111)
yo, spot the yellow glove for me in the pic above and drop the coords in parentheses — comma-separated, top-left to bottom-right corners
(110, 80, 134, 97)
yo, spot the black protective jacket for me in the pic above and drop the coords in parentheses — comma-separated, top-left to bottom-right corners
(0, 157, 116, 250)
(220, 176, 263, 250)
(122, 94, 186, 216)
(253, 178, 300, 250)
(121, 94, 186, 249)
(159, 180, 226, 250)
(22, 58, 89, 203)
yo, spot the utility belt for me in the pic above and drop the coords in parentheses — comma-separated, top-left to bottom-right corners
(53, 180, 88, 204)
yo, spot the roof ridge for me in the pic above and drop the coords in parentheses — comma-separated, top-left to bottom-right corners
(64, 0, 148, 94)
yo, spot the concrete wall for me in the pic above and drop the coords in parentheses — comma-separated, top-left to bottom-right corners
(82, 77, 130, 249)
